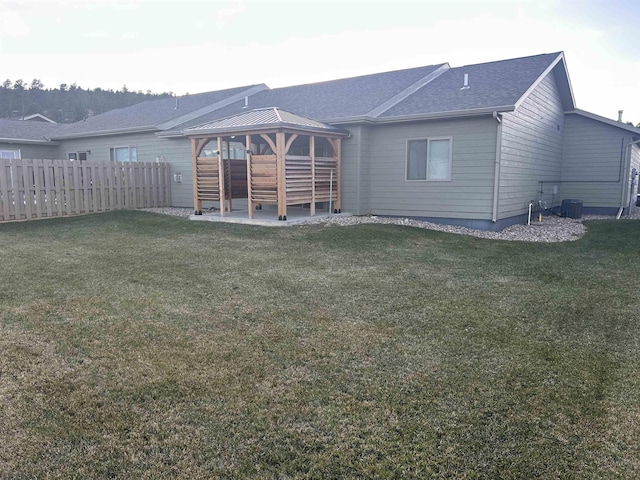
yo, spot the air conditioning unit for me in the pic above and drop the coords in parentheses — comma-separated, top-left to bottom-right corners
(561, 199, 583, 219)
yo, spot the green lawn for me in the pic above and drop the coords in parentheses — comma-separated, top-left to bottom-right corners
(1, 211, 639, 478)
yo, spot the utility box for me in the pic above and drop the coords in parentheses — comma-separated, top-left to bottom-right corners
(561, 199, 583, 219)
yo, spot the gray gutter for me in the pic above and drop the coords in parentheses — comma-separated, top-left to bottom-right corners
(324, 105, 516, 125)
(0, 137, 60, 145)
(51, 125, 157, 140)
(160, 106, 518, 138)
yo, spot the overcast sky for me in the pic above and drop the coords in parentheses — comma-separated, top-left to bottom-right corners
(1, 0, 638, 124)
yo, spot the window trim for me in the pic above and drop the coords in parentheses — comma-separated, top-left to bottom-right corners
(405, 136, 453, 182)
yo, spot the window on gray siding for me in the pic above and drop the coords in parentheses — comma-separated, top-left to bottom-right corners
(406, 138, 452, 181)
(0, 149, 20, 159)
(110, 146, 137, 162)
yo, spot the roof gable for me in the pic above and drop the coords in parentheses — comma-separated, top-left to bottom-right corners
(381, 52, 568, 119)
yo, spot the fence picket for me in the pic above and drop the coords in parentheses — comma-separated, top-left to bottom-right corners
(0, 159, 170, 222)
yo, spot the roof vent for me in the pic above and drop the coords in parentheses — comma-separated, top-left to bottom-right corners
(618, 110, 623, 122)
(461, 73, 470, 90)
(175, 95, 179, 110)
(242, 96, 249, 109)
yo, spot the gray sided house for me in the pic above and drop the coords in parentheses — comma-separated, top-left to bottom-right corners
(1, 51, 639, 230)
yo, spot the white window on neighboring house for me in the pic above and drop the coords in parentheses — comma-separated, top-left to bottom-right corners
(406, 137, 452, 181)
(68, 151, 88, 161)
(110, 146, 137, 162)
(0, 149, 20, 159)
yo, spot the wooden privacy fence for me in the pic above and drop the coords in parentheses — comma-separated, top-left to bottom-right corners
(0, 159, 171, 222)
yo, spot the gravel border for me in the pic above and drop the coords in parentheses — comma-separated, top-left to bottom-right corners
(140, 207, 640, 243)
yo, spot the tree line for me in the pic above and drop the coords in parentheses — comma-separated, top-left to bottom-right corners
(0, 79, 172, 123)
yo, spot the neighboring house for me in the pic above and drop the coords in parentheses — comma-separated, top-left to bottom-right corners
(1, 51, 639, 230)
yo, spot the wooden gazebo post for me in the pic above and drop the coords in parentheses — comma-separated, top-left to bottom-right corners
(276, 131, 287, 220)
(191, 136, 209, 215)
(310, 135, 316, 216)
(246, 134, 253, 219)
(217, 136, 225, 217)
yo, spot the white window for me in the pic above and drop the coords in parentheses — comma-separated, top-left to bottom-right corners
(68, 152, 87, 161)
(406, 137, 452, 181)
(110, 146, 137, 162)
(0, 149, 20, 159)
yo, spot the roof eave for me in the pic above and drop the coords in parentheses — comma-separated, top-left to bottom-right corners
(328, 106, 516, 125)
(185, 123, 349, 138)
(0, 137, 60, 145)
(50, 125, 157, 140)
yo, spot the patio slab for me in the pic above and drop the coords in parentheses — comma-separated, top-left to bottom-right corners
(189, 204, 351, 227)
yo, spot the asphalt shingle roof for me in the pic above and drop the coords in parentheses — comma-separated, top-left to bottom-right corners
(0, 119, 61, 142)
(1, 52, 572, 143)
(381, 53, 561, 118)
(178, 64, 447, 129)
(50, 84, 265, 138)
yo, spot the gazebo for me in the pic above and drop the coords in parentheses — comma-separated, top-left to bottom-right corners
(185, 108, 349, 221)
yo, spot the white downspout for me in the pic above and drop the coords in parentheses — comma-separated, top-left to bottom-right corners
(618, 138, 640, 219)
(491, 112, 503, 223)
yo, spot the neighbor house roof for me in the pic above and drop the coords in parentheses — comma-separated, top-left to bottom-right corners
(566, 109, 640, 137)
(184, 107, 349, 136)
(50, 84, 268, 139)
(0, 119, 61, 144)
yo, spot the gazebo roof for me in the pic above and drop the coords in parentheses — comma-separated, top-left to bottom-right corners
(183, 107, 349, 137)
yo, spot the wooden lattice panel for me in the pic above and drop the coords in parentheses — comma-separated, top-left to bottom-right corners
(250, 155, 277, 204)
(314, 156, 338, 202)
(195, 157, 220, 201)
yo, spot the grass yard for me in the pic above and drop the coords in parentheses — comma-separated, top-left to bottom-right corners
(1, 211, 639, 478)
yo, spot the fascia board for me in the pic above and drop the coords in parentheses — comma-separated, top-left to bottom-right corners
(513, 53, 574, 111)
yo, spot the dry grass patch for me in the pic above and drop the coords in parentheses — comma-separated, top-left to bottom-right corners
(1, 212, 639, 478)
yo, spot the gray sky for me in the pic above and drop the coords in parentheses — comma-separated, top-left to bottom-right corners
(1, 0, 639, 124)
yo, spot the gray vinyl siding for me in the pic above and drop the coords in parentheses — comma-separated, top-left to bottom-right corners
(498, 73, 565, 219)
(628, 144, 640, 213)
(57, 132, 194, 208)
(364, 117, 497, 219)
(340, 125, 371, 215)
(0, 142, 59, 159)
(560, 114, 634, 209)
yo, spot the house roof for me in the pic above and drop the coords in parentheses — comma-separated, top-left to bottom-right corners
(0, 52, 589, 144)
(171, 63, 450, 132)
(184, 107, 349, 136)
(567, 109, 640, 137)
(50, 84, 268, 139)
(380, 52, 572, 120)
(0, 119, 61, 144)
(171, 52, 574, 131)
